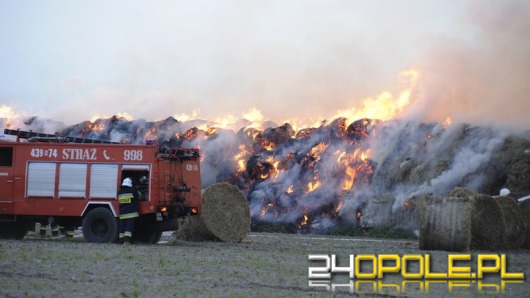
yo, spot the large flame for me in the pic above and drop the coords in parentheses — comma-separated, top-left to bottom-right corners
(332, 69, 419, 123)
(1, 68, 441, 233)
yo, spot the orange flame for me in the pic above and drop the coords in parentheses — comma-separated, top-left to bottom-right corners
(443, 117, 452, 127)
(310, 142, 328, 159)
(307, 179, 321, 192)
(299, 208, 310, 227)
(331, 69, 419, 123)
(262, 140, 275, 151)
(206, 127, 218, 136)
(334, 199, 344, 213)
(342, 166, 357, 190)
(336, 148, 372, 190)
(261, 202, 275, 217)
(234, 144, 250, 172)
(301, 214, 309, 226)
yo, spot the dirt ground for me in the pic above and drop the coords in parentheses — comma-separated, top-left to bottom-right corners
(0, 231, 528, 297)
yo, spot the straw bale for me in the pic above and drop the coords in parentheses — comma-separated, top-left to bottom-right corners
(392, 194, 422, 230)
(419, 195, 473, 251)
(360, 194, 394, 228)
(492, 136, 530, 198)
(493, 196, 525, 249)
(505, 154, 530, 198)
(408, 164, 427, 185)
(448, 187, 476, 198)
(419, 191, 505, 251)
(521, 199, 530, 249)
(175, 183, 250, 242)
(470, 194, 504, 250)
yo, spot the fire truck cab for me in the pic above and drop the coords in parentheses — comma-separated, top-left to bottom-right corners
(0, 129, 201, 244)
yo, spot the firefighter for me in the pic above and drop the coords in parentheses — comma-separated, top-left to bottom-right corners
(64, 226, 76, 238)
(59, 225, 76, 238)
(38, 217, 60, 238)
(117, 177, 140, 244)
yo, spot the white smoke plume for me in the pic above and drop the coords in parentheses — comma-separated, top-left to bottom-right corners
(404, 0, 530, 130)
(2, 1, 529, 132)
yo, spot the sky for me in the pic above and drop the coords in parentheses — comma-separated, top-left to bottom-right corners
(1, 0, 529, 131)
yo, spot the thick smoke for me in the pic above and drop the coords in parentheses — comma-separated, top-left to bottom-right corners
(3, 1, 529, 131)
(405, 0, 530, 130)
(339, 121, 510, 229)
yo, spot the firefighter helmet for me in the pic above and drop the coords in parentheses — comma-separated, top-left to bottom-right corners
(122, 177, 133, 187)
(500, 188, 510, 196)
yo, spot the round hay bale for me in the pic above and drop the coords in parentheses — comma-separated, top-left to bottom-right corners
(493, 196, 525, 249)
(392, 194, 423, 230)
(418, 191, 505, 251)
(470, 194, 504, 250)
(409, 164, 427, 184)
(505, 154, 530, 198)
(360, 194, 394, 228)
(176, 183, 250, 242)
(419, 195, 473, 252)
(448, 187, 476, 198)
(520, 199, 530, 249)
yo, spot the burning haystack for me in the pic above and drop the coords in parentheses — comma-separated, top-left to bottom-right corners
(4, 114, 530, 237)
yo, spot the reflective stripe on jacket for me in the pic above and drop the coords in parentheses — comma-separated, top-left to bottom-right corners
(117, 186, 139, 219)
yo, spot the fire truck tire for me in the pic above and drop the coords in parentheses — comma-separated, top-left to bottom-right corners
(152, 231, 163, 243)
(0, 221, 30, 239)
(82, 207, 118, 243)
(133, 230, 163, 244)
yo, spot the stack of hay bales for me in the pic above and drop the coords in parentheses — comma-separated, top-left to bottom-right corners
(419, 187, 525, 251)
(175, 183, 250, 242)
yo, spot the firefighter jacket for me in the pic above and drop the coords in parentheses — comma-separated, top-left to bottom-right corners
(117, 186, 140, 219)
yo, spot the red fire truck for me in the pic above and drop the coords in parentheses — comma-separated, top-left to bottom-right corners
(0, 129, 201, 244)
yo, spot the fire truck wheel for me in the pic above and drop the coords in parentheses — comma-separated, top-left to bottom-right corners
(82, 207, 118, 243)
(152, 231, 163, 243)
(0, 222, 30, 239)
(133, 230, 163, 244)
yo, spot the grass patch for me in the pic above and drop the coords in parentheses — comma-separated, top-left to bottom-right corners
(251, 221, 299, 233)
(324, 225, 418, 240)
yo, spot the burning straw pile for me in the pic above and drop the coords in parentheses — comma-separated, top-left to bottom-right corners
(13, 114, 530, 236)
(419, 187, 526, 251)
(175, 183, 250, 242)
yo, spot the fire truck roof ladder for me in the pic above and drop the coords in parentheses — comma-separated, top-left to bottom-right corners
(3, 128, 119, 144)
(157, 147, 200, 160)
